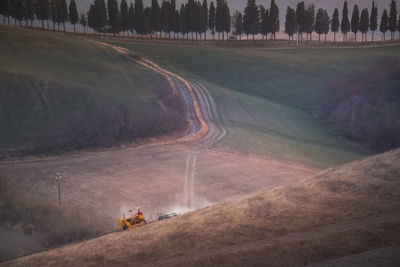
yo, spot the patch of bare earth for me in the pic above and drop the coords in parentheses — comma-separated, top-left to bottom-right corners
(4, 149, 400, 267)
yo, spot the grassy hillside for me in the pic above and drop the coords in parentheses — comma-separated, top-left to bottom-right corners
(104, 41, 400, 167)
(0, 25, 184, 154)
(7, 148, 400, 266)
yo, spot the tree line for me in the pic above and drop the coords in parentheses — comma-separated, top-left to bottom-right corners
(1, 0, 400, 42)
(0, 0, 79, 32)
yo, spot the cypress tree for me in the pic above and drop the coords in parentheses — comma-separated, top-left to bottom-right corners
(14, 0, 24, 26)
(259, 6, 266, 39)
(351, 4, 360, 41)
(269, 0, 279, 40)
(186, 0, 194, 40)
(304, 4, 314, 41)
(331, 8, 339, 43)
(341, 1, 350, 41)
(169, 0, 176, 38)
(232, 10, 242, 39)
(208, 1, 215, 40)
(143, 7, 152, 37)
(315, 8, 324, 41)
(296, 1, 305, 42)
(108, 0, 120, 36)
(265, 9, 271, 39)
(160, 0, 169, 38)
(25, 0, 35, 28)
(79, 13, 87, 32)
(135, 0, 144, 37)
(174, 10, 180, 37)
(69, 0, 78, 33)
(128, 3, 135, 36)
(398, 13, 400, 38)
(36, 0, 49, 29)
(370, 1, 378, 41)
(150, 0, 160, 37)
(215, 0, 223, 39)
(380, 9, 389, 40)
(97, 0, 107, 34)
(323, 10, 329, 43)
(258, 5, 265, 39)
(389, 0, 398, 40)
(285, 6, 296, 41)
(87, 4, 94, 34)
(120, 0, 129, 36)
(222, 0, 230, 39)
(49, 0, 56, 30)
(0, 0, 10, 24)
(180, 4, 188, 39)
(202, 0, 208, 39)
(359, 8, 369, 42)
(194, 1, 201, 40)
(58, 0, 68, 33)
(243, 0, 258, 40)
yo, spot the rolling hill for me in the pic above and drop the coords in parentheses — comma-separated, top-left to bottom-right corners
(0, 25, 185, 155)
(104, 40, 400, 167)
(5, 148, 400, 267)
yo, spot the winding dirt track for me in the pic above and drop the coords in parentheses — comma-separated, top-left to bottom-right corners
(97, 41, 216, 144)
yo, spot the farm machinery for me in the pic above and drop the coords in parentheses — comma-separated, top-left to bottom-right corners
(119, 208, 146, 230)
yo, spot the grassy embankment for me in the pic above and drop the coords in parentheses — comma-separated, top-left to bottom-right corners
(0, 25, 185, 155)
(106, 40, 400, 168)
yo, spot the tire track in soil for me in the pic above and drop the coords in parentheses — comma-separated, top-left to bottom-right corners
(97, 41, 227, 147)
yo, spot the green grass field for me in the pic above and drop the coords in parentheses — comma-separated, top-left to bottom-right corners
(106, 40, 400, 167)
(0, 25, 162, 152)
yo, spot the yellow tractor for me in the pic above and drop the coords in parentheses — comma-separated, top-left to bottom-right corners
(119, 208, 147, 230)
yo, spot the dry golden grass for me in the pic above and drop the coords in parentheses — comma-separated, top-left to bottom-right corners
(4, 149, 400, 267)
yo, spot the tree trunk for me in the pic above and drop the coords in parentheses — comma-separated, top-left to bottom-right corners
(334, 32, 336, 43)
(73, 24, 76, 33)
